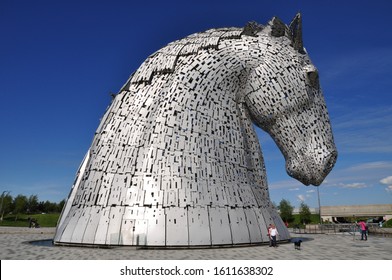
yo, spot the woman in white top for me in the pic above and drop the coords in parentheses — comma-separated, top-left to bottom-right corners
(269, 225, 279, 247)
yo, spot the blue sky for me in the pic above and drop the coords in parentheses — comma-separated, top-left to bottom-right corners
(1, 0, 391, 209)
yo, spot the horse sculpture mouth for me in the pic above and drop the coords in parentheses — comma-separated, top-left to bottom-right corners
(322, 151, 338, 178)
(286, 151, 337, 186)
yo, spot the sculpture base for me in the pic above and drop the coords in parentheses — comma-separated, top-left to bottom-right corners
(54, 205, 290, 247)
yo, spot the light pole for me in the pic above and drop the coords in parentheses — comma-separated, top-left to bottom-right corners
(0, 190, 11, 221)
(317, 186, 322, 224)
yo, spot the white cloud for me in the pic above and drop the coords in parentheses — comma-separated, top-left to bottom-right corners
(339, 182, 367, 189)
(320, 161, 392, 189)
(380, 176, 392, 193)
(380, 176, 392, 185)
(297, 195, 305, 202)
(268, 179, 303, 190)
(289, 188, 300, 191)
(306, 189, 316, 193)
(347, 162, 392, 172)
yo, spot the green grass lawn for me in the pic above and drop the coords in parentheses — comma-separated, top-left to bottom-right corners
(0, 213, 60, 227)
(287, 214, 321, 228)
(384, 219, 392, 228)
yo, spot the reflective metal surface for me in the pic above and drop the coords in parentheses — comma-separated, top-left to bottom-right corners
(54, 14, 337, 247)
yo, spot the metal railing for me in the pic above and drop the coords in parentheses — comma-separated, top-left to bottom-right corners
(291, 223, 392, 238)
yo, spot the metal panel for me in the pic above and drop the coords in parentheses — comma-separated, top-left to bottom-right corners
(119, 218, 149, 246)
(228, 207, 250, 244)
(82, 206, 102, 244)
(165, 207, 188, 246)
(244, 207, 262, 243)
(107, 175, 127, 206)
(119, 219, 135, 245)
(209, 207, 232, 245)
(252, 207, 268, 242)
(257, 206, 274, 241)
(133, 219, 149, 246)
(188, 206, 211, 245)
(144, 207, 165, 246)
(105, 207, 124, 245)
(57, 207, 83, 243)
(70, 207, 91, 243)
(119, 206, 146, 245)
(93, 208, 110, 245)
(95, 173, 114, 206)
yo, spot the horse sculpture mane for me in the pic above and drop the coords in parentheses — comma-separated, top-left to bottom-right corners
(54, 14, 337, 247)
(124, 16, 301, 86)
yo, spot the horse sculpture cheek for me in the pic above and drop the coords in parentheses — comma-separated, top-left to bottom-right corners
(266, 98, 338, 187)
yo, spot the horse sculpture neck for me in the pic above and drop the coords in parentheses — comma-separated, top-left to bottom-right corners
(97, 28, 271, 204)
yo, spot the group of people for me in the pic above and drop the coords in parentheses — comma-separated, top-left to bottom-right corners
(266, 220, 370, 247)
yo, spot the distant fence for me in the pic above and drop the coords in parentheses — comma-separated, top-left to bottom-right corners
(292, 223, 392, 237)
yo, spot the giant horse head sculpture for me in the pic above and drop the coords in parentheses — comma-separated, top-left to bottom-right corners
(244, 15, 337, 186)
(54, 14, 337, 247)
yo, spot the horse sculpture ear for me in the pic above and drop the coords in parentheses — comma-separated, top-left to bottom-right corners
(242, 21, 264, 37)
(289, 13, 305, 54)
(270, 17, 286, 37)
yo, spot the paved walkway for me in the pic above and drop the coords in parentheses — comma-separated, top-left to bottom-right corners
(0, 227, 391, 260)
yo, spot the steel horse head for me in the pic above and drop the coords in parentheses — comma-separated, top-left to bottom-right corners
(54, 14, 337, 247)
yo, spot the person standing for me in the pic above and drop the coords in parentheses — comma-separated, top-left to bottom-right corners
(269, 224, 279, 247)
(267, 224, 273, 247)
(357, 220, 368, 241)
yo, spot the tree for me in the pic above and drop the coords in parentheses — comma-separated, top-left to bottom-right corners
(299, 202, 312, 224)
(0, 193, 66, 220)
(0, 193, 13, 220)
(278, 199, 294, 224)
(13, 194, 28, 220)
(27, 194, 39, 213)
(43, 200, 57, 213)
(37, 201, 46, 213)
(57, 199, 66, 212)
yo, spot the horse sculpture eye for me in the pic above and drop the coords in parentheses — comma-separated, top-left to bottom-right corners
(307, 71, 320, 89)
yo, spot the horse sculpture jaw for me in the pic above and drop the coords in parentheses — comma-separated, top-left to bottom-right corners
(285, 150, 337, 186)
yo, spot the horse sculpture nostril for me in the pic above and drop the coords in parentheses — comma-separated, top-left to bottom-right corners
(323, 151, 337, 175)
(286, 150, 337, 187)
